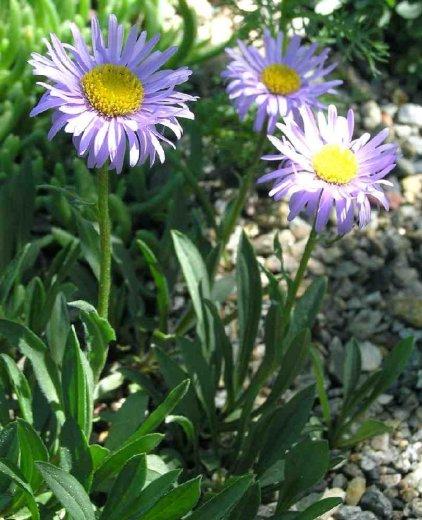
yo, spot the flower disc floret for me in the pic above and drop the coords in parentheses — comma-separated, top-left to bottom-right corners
(261, 64, 301, 96)
(312, 144, 358, 184)
(81, 64, 144, 117)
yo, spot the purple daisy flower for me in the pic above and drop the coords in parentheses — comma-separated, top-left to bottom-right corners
(30, 15, 196, 173)
(258, 104, 397, 235)
(222, 29, 342, 133)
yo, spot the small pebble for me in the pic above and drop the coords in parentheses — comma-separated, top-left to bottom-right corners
(360, 487, 393, 518)
(346, 477, 367, 506)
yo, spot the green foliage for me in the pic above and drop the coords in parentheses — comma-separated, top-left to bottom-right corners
(0, 2, 416, 518)
(0, 311, 252, 518)
(310, 337, 415, 448)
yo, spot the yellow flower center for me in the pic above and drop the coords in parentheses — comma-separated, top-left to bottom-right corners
(261, 64, 301, 95)
(312, 144, 358, 184)
(81, 64, 144, 117)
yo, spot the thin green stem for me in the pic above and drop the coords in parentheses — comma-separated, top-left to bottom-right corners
(211, 126, 267, 279)
(97, 163, 111, 319)
(282, 223, 318, 320)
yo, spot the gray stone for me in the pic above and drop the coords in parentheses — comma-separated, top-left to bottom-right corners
(406, 135, 422, 156)
(411, 498, 422, 517)
(360, 488, 393, 518)
(334, 506, 378, 520)
(394, 124, 413, 139)
(360, 456, 377, 472)
(344, 463, 365, 479)
(396, 157, 415, 177)
(333, 473, 348, 489)
(371, 433, 390, 452)
(392, 298, 422, 328)
(397, 103, 422, 126)
(362, 101, 382, 130)
(359, 341, 382, 371)
(380, 473, 401, 488)
(349, 310, 383, 340)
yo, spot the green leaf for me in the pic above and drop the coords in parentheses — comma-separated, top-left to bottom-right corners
(69, 300, 115, 381)
(0, 459, 39, 520)
(137, 239, 170, 332)
(257, 385, 315, 473)
(310, 347, 331, 426)
(60, 418, 93, 491)
(258, 460, 285, 488)
(105, 391, 149, 451)
(74, 211, 101, 280)
(0, 320, 61, 405)
(127, 380, 190, 439)
(36, 462, 95, 520)
(366, 336, 414, 403)
(295, 497, 343, 520)
(46, 292, 70, 366)
(101, 454, 147, 520)
(0, 243, 39, 307)
(0, 423, 19, 493)
(93, 433, 163, 488)
(277, 439, 329, 511)
(0, 354, 33, 423)
(10, 420, 48, 513)
(342, 338, 362, 403)
(126, 469, 181, 518)
(137, 476, 201, 520)
(166, 415, 196, 447)
(265, 329, 310, 410)
(16, 419, 48, 491)
(89, 444, 110, 471)
(167, 0, 198, 67)
(179, 338, 217, 436)
(285, 277, 326, 346)
(337, 419, 392, 448)
(228, 481, 260, 520)
(189, 475, 253, 520)
(62, 327, 94, 438)
(204, 300, 235, 406)
(171, 230, 210, 341)
(236, 231, 262, 386)
(155, 348, 201, 428)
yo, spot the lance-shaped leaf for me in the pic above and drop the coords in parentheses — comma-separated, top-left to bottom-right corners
(236, 232, 262, 387)
(171, 230, 210, 341)
(93, 433, 163, 488)
(135, 476, 201, 520)
(101, 454, 147, 520)
(0, 320, 61, 405)
(0, 354, 33, 423)
(277, 439, 329, 511)
(0, 460, 39, 520)
(62, 327, 94, 438)
(69, 300, 115, 381)
(189, 475, 253, 520)
(36, 462, 95, 520)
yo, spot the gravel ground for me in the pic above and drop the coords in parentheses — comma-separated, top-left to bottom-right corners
(213, 95, 421, 518)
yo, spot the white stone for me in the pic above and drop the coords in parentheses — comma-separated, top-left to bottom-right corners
(359, 341, 382, 371)
(398, 103, 422, 126)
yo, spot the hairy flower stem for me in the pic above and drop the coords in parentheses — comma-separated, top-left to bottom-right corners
(97, 163, 112, 319)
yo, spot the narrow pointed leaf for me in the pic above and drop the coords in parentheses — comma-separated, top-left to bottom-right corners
(36, 462, 95, 520)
